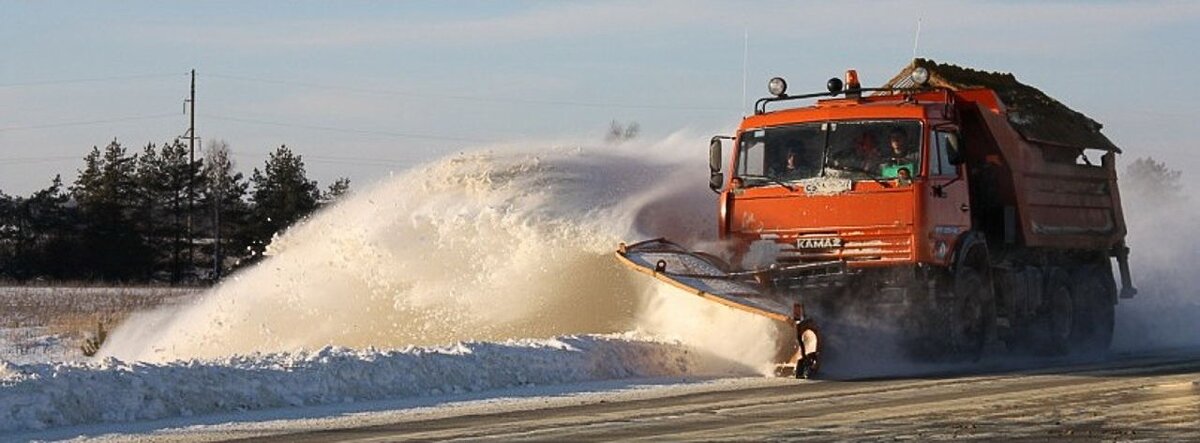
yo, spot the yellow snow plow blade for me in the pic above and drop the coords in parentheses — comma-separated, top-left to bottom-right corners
(615, 238, 794, 323)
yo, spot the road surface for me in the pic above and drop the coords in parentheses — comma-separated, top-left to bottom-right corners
(235, 349, 1200, 442)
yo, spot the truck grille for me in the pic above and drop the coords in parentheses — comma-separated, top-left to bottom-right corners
(774, 228, 913, 265)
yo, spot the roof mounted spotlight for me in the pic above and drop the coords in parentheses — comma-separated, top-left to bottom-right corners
(826, 77, 844, 93)
(910, 67, 930, 86)
(767, 77, 788, 97)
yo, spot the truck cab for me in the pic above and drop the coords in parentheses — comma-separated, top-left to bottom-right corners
(714, 85, 970, 274)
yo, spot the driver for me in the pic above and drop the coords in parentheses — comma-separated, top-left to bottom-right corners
(776, 146, 812, 179)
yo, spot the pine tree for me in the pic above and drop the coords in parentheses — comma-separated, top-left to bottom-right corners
(72, 139, 152, 280)
(7, 176, 76, 279)
(248, 145, 320, 258)
(0, 189, 13, 279)
(320, 177, 351, 206)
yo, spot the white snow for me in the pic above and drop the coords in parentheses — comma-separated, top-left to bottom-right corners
(0, 334, 732, 435)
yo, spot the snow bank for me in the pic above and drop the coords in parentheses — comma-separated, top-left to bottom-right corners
(0, 334, 707, 433)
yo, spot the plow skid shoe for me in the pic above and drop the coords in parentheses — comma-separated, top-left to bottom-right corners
(615, 238, 793, 323)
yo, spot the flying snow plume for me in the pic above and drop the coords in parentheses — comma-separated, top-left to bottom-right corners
(1112, 180, 1200, 351)
(635, 285, 791, 375)
(100, 133, 783, 373)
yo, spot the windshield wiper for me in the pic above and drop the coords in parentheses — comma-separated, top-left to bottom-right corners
(739, 174, 797, 192)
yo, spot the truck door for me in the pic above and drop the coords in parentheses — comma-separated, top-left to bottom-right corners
(925, 130, 971, 265)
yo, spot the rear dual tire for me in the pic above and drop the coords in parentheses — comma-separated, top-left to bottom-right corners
(1030, 266, 1115, 356)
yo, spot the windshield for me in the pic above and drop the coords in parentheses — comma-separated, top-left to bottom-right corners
(736, 120, 922, 184)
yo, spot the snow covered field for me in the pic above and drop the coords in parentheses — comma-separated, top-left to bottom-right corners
(0, 286, 196, 362)
(0, 334, 751, 437)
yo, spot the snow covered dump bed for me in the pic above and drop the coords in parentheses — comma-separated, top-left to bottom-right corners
(616, 239, 794, 323)
(883, 58, 1119, 153)
(886, 59, 1129, 251)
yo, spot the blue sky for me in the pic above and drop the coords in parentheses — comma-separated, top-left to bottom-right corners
(2, 0, 1198, 194)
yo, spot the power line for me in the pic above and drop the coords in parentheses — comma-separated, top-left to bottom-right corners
(0, 113, 180, 132)
(0, 155, 81, 166)
(0, 72, 186, 89)
(202, 113, 488, 143)
(232, 152, 413, 168)
(205, 72, 738, 112)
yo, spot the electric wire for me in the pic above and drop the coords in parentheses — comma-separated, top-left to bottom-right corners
(205, 72, 737, 112)
(231, 152, 413, 168)
(0, 72, 186, 89)
(202, 114, 488, 143)
(0, 155, 81, 166)
(0, 113, 181, 132)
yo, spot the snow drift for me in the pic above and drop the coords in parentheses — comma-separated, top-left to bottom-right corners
(0, 335, 704, 433)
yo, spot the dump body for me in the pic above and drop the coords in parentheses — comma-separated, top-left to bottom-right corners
(952, 88, 1127, 252)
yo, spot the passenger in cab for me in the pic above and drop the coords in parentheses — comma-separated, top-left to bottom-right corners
(882, 128, 917, 178)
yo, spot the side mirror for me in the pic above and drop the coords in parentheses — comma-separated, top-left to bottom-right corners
(709, 172, 724, 193)
(709, 137, 727, 194)
(709, 137, 723, 173)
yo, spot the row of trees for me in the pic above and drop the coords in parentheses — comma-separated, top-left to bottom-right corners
(0, 139, 348, 283)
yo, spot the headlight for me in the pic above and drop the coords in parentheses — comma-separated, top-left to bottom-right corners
(768, 77, 788, 97)
(910, 67, 930, 86)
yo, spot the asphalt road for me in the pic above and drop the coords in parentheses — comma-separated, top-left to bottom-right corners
(239, 348, 1200, 442)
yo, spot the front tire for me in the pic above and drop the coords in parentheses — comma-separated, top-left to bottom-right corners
(953, 267, 994, 361)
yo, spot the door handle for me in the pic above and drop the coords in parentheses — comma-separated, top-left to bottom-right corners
(960, 203, 970, 212)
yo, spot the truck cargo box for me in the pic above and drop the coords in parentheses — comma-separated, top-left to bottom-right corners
(885, 59, 1127, 251)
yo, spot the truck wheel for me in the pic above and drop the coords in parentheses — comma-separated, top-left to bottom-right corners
(1070, 265, 1115, 354)
(1036, 270, 1074, 356)
(954, 267, 993, 361)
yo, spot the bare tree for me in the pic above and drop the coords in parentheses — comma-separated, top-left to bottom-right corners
(1124, 156, 1183, 206)
(605, 120, 640, 143)
(205, 140, 236, 279)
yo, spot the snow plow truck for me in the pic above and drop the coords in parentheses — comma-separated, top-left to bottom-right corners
(617, 59, 1136, 378)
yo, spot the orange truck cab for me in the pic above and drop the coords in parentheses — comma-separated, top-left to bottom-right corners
(708, 60, 1134, 358)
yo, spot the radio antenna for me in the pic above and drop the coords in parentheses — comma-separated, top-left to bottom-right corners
(912, 18, 923, 60)
(742, 28, 749, 115)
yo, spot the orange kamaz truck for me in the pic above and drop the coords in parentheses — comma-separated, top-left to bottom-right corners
(617, 59, 1136, 378)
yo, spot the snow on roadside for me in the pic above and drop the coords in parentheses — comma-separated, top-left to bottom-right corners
(0, 334, 711, 433)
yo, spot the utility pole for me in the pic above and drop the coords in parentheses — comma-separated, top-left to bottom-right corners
(186, 69, 196, 282)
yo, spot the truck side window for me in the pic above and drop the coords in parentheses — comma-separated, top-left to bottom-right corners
(740, 141, 766, 176)
(932, 131, 958, 177)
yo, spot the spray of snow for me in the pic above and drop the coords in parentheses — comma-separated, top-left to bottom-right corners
(635, 285, 790, 375)
(1112, 183, 1200, 351)
(99, 133, 782, 373)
